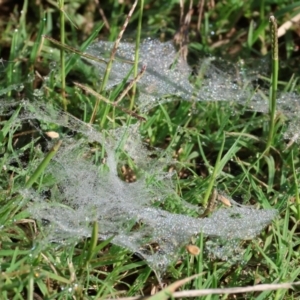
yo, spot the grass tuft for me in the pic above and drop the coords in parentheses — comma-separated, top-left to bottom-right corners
(1, 1, 300, 299)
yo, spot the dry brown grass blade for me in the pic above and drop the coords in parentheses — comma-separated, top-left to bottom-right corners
(109, 0, 138, 62)
(145, 273, 202, 300)
(174, 0, 193, 61)
(197, 0, 205, 32)
(73, 82, 146, 121)
(95, 0, 110, 32)
(43, 35, 107, 65)
(89, 0, 138, 124)
(278, 13, 300, 37)
(111, 281, 300, 300)
(115, 65, 146, 104)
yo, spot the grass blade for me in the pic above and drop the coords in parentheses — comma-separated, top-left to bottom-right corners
(266, 15, 279, 152)
(25, 140, 62, 189)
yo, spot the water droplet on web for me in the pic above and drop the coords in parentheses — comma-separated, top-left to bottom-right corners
(15, 84, 24, 92)
(190, 108, 199, 115)
(49, 61, 57, 70)
(27, 73, 35, 83)
(33, 89, 44, 97)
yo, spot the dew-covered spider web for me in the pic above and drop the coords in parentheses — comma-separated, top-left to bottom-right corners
(85, 38, 300, 136)
(6, 37, 300, 273)
(85, 38, 270, 112)
(1, 98, 277, 273)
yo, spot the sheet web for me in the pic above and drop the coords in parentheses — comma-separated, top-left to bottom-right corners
(5, 99, 276, 273)
(1, 38, 288, 273)
(85, 38, 270, 112)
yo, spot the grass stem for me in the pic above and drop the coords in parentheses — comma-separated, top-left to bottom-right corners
(89, 0, 138, 124)
(85, 221, 99, 267)
(292, 150, 300, 220)
(25, 140, 62, 189)
(58, 0, 67, 110)
(130, 0, 144, 110)
(202, 133, 225, 206)
(266, 15, 278, 152)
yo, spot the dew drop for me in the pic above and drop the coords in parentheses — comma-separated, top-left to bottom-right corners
(49, 61, 57, 70)
(15, 84, 24, 92)
(27, 73, 35, 83)
(33, 89, 44, 97)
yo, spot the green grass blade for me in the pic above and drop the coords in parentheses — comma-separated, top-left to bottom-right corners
(130, 0, 144, 110)
(202, 132, 242, 206)
(291, 150, 300, 220)
(84, 221, 99, 266)
(25, 140, 62, 189)
(58, 0, 67, 110)
(65, 22, 104, 74)
(29, 13, 46, 66)
(0, 105, 21, 144)
(202, 133, 226, 206)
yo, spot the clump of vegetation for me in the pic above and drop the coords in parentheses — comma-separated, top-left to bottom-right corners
(1, 0, 300, 299)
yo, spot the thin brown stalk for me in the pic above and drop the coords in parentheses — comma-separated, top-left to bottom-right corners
(179, 0, 184, 25)
(174, 1, 193, 61)
(89, 0, 138, 124)
(43, 35, 108, 65)
(108, 0, 138, 62)
(95, 0, 110, 32)
(73, 82, 145, 121)
(109, 281, 300, 300)
(115, 65, 146, 104)
(197, 0, 205, 32)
